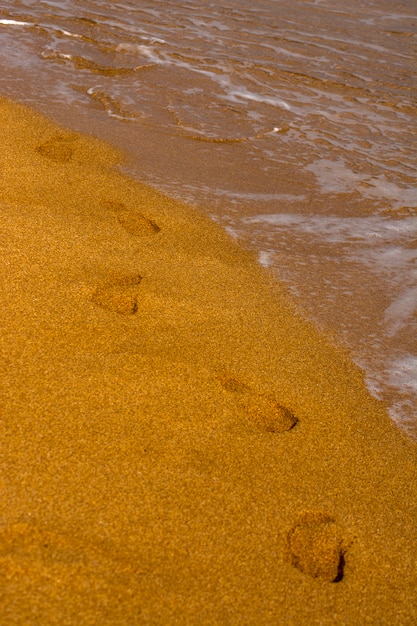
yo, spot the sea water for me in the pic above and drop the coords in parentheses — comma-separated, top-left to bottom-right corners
(0, 0, 415, 436)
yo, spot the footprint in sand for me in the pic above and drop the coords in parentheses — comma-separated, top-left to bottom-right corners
(102, 200, 161, 237)
(0, 521, 141, 608)
(286, 511, 346, 582)
(90, 273, 142, 315)
(217, 373, 298, 433)
(35, 134, 75, 163)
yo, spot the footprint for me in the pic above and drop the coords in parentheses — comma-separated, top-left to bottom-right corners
(217, 373, 297, 433)
(90, 273, 142, 315)
(217, 373, 250, 394)
(244, 394, 298, 433)
(35, 134, 74, 163)
(286, 511, 345, 582)
(102, 200, 160, 236)
(117, 212, 160, 236)
(0, 520, 141, 602)
(91, 289, 138, 315)
(111, 273, 143, 287)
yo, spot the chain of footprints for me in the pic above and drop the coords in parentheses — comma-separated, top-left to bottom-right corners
(16, 134, 348, 584)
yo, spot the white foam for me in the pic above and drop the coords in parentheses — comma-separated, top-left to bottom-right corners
(116, 39, 165, 52)
(174, 182, 305, 205)
(305, 158, 417, 208)
(244, 213, 417, 244)
(43, 51, 73, 60)
(258, 251, 274, 267)
(214, 190, 305, 202)
(0, 19, 88, 43)
(387, 355, 417, 394)
(0, 19, 33, 26)
(336, 339, 417, 433)
(115, 39, 291, 116)
(55, 28, 82, 39)
(242, 214, 417, 304)
(224, 86, 291, 111)
(362, 176, 417, 207)
(116, 43, 162, 63)
(305, 158, 368, 193)
(384, 284, 417, 336)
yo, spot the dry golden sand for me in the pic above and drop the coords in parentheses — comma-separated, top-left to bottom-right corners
(0, 97, 416, 625)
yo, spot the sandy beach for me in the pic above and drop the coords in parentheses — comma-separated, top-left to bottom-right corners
(0, 97, 416, 624)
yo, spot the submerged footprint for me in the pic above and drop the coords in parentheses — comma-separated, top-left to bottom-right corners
(217, 373, 298, 433)
(102, 200, 161, 237)
(90, 273, 142, 315)
(286, 511, 346, 582)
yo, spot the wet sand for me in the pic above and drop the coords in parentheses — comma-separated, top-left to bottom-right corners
(0, 97, 416, 625)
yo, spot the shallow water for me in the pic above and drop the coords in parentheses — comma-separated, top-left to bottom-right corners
(1, 0, 416, 435)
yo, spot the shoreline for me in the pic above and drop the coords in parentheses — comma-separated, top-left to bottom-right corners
(1, 97, 416, 624)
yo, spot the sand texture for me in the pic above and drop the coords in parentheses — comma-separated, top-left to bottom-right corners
(0, 97, 416, 625)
